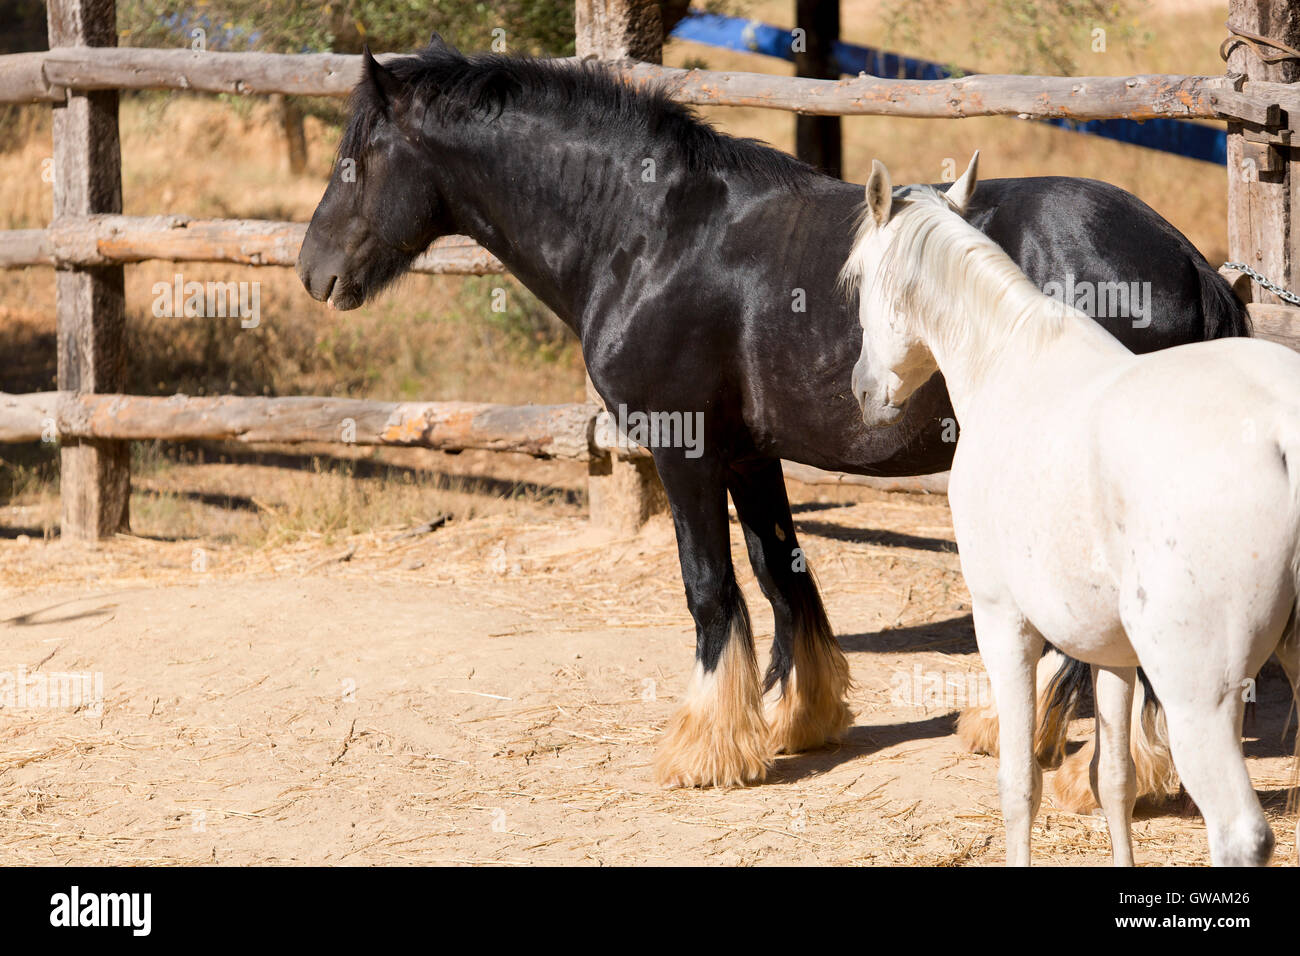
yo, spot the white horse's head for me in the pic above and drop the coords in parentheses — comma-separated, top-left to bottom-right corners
(844, 152, 980, 426)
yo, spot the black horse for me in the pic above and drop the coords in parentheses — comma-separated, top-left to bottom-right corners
(297, 40, 1248, 788)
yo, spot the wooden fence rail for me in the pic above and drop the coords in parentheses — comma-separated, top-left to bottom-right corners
(1, 217, 1296, 355)
(0, 216, 504, 274)
(0, 391, 951, 494)
(0, 393, 594, 458)
(0, 45, 1288, 122)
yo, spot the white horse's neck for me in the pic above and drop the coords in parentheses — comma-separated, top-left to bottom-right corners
(924, 284, 1127, 425)
(890, 202, 1130, 423)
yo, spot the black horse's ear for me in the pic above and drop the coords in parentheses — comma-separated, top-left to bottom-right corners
(362, 45, 403, 108)
(428, 31, 461, 56)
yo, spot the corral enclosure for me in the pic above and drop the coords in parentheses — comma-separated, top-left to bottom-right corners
(0, 0, 1298, 865)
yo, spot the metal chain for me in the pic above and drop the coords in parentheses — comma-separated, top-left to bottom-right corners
(1221, 261, 1300, 306)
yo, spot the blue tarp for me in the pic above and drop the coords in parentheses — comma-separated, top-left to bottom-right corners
(671, 11, 1227, 166)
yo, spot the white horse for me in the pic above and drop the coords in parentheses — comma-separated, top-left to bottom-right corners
(841, 152, 1300, 866)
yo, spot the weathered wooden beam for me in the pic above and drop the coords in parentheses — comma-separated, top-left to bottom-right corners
(49, 0, 131, 541)
(630, 66, 1242, 120)
(575, 0, 663, 63)
(0, 391, 953, 498)
(0, 46, 1275, 122)
(1225, 0, 1299, 307)
(1210, 88, 1281, 126)
(0, 393, 597, 459)
(0, 52, 65, 102)
(0, 216, 505, 274)
(0, 228, 52, 266)
(1243, 79, 1300, 116)
(584, 376, 667, 531)
(34, 47, 379, 100)
(780, 461, 950, 496)
(1246, 301, 1300, 350)
(0, 392, 60, 442)
(273, 94, 308, 174)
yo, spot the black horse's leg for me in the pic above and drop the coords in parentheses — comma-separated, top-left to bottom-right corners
(653, 455, 769, 788)
(728, 459, 851, 753)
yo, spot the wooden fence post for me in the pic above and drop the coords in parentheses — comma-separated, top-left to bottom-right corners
(272, 94, 308, 175)
(574, 0, 664, 63)
(794, 0, 842, 178)
(48, 0, 130, 539)
(577, 1, 669, 532)
(1225, 0, 1299, 313)
(585, 375, 669, 534)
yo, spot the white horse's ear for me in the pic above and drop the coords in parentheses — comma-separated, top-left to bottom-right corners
(865, 159, 893, 226)
(945, 150, 980, 215)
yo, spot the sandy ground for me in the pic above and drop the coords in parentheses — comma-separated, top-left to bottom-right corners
(0, 468, 1296, 867)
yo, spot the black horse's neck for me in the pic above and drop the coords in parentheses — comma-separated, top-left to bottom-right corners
(413, 57, 820, 337)
(432, 109, 648, 329)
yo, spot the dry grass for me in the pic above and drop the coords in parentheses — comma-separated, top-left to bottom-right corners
(2, 441, 587, 552)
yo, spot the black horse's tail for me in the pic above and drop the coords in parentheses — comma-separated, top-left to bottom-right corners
(1034, 648, 1089, 768)
(1196, 257, 1251, 340)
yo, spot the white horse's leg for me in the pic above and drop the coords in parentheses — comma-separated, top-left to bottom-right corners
(1090, 664, 1137, 866)
(956, 649, 1074, 762)
(972, 600, 1043, 866)
(1162, 701, 1273, 866)
(1120, 568, 1276, 865)
(1275, 622, 1300, 862)
(1142, 644, 1274, 866)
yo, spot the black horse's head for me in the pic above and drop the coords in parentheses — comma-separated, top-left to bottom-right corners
(297, 40, 461, 310)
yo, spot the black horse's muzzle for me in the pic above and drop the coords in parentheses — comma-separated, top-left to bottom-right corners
(296, 223, 362, 309)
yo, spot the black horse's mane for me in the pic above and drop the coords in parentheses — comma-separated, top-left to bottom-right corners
(340, 48, 819, 189)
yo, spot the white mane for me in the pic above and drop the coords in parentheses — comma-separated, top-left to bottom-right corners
(840, 185, 1082, 380)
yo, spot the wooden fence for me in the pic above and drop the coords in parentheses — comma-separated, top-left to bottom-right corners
(0, 0, 1296, 539)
